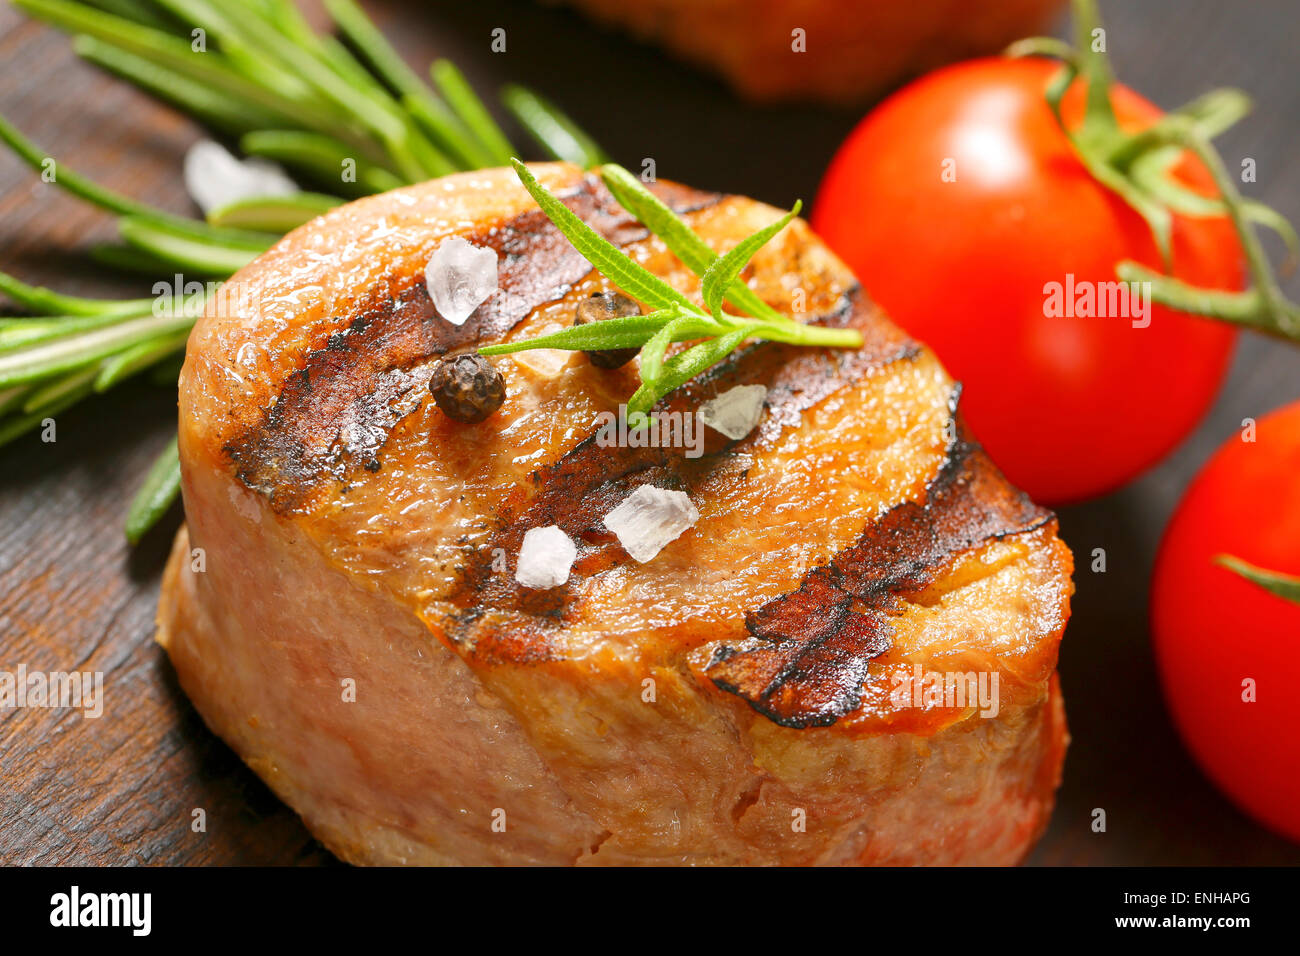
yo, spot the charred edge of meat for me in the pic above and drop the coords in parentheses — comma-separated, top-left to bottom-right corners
(223, 175, 723, 513)
(705, 397, 1055, 729)
(444, 290, 919, 658)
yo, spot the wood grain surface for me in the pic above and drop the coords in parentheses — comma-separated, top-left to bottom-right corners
(1, 0, 1298, 865)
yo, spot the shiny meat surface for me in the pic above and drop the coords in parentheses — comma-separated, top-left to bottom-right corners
(158, 163, 1073, 864)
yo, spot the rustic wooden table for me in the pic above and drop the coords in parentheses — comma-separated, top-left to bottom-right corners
(1, 0, 1297, 865)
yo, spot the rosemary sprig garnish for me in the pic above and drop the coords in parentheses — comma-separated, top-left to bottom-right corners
(479, 161, 863, 426)
(204, 192, 343, 232)
(501, 85, 608, 169)
(125, 433, 181, 545)
(1, 0, 607, 541)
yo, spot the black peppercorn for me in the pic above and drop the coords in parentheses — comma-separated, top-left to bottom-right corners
(429, 353, 505, 423)
(574, 291, 641, 368)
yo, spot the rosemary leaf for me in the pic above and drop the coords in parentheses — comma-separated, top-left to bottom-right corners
(90, 243, 190, 275)
(226, 3, 407, 144)
(152, 0, 316, 101)
(240, 130, 404, 196)
(258, 0, 317, 45)
(0, 310, 194, 389)
(0, 310, 151, 353)
(510, 159, 696, 312)
(312, 34, 452, 180)
(0, 268, 152, 316)
(0, 384, 32, 417)
(206, 192, 343, 232)
(638, 315, 703, 385)
(396, 115, 457, 179)
(325, 0, 436, 105)
(14, 0, 348, 138)
(701, 204, 800, 319)
(0, 103, 168, 222)
(0, 384, 89, 449)
(73, 34, 281, 135)
(125, 435, 181, 544)
(118, 217, 264, 275)
(478, 310, 680, 355)
(82, 0, 183, 32)
(600, 164, 787, 323)
(148, 355, 185, 386)
(501, 85, 607, 168)
(403, 93, 490, 170)
(626, 329, 749, 422)
(432, 60, 515, 166)
(496, 161, 862, 420)
(0, 108, 281, 248)
(94, 330, 190, 391)
(317, 33, 396, 102)
(222, 41, 317, 104)
(22, 365, 99, 414)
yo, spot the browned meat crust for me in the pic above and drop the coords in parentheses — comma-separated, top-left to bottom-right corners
(157, 163, 1073, 865)
(706, 418, 1053, 728)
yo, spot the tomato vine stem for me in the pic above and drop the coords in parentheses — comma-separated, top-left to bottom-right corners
(1216, 555, 1300, 608)
(1010, 0, 1300, 344)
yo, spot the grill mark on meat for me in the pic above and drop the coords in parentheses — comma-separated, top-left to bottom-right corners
(702, 397, 1055, 728)
(223, 177, 722, 512)
(444, 368, 1052, 732)
(443, 288, 919, 656)
(217, 168, 1045, 731)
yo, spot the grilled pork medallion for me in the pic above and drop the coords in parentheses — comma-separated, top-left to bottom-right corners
(157, 163, 1074, 865)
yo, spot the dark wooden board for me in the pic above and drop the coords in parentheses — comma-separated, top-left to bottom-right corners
(1, 0, 1298, 865)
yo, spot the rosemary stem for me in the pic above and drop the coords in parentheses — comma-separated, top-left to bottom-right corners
(124, 436, 181, 544)
(747, 322, 864, 349)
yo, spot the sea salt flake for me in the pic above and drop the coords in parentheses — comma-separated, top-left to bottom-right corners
(699, 384, 768, 440)
(425, 236, 498, 325)
(183, 139, 296, 214)
(511, 348, 572, 378)
(603, 485, 700, 563)
(515, 525, 577, 589)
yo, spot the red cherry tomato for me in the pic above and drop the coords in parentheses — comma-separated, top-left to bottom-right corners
(1152, 401, 1300, 842)
(812, 57, 1240, 503)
